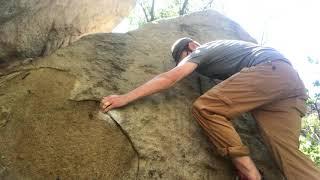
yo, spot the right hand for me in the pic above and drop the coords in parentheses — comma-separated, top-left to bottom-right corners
(100, 95, 129, 112)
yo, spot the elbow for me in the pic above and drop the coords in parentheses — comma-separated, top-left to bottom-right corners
(164, 77, 176, 88)
(157, 73, 177, 88)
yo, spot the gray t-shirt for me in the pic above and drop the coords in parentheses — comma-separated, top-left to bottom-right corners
(185, 40, 290, 80)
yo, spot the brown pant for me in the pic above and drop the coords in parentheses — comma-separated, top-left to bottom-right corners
(192, 61, 320, 180)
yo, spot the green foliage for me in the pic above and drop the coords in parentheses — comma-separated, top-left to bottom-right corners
(307, 81, 320, 121)
(307, 56, 319, 64)
(126, 5, 148, 30)
(299, 55, 320, 167)
(157, 2, 180, 19)
(306, 56, 320, 120)
(314, 80, 320, 88)
(299, 114, 320, 166)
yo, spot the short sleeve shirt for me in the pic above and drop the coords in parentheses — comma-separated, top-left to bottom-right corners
(184, 40, 290, 80)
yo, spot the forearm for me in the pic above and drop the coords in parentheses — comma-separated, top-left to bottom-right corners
(124, 74, 174, 103)
(100, 62, 197, 112)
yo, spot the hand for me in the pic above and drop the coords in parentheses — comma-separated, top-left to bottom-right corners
(100, 95, 129, 112)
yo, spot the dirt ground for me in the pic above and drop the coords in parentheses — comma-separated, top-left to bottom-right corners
(0, 68, 137, 179)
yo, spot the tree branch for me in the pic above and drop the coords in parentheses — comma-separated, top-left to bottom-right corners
(140, 2, 150, 22)
(202, 0, 214, 10)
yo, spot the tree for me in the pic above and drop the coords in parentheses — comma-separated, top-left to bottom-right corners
(306, 56, 320, 120)
(179, 0, 189, 15)
(139, 0, 156, 22)
(133, 0, 215, 24)
(300, 113, 320, 166)
(178, 0, 215, 15)
(299, 56, 320, 167)
(307, 80, 320, 120)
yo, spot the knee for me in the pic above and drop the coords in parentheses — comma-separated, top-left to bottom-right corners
(192, 97, 216, 121)
(192, 96, 233, 120)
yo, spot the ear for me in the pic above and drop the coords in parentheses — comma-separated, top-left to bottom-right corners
(188, 41, 199, 51)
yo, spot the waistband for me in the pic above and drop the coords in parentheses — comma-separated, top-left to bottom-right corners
(257, 59, 292, 66)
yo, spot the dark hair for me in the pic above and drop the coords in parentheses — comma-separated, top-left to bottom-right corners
(171, 37, 193, 64)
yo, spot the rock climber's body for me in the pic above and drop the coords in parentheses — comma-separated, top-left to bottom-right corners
(100, 38, 320, 180)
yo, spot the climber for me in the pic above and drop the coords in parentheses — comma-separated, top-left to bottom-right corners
(100, 37, 320, 180)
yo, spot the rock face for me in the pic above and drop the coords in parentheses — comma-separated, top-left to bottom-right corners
(0, 0, 136, 62)
(0, 10, 285, 179)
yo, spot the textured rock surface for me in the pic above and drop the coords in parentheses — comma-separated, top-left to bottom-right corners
(0, 10, 285, 179)
(0, 0, 136, 62)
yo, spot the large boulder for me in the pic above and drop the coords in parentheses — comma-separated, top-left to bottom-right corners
(0, 10, 284, 179)
(0, 0, 136, 63)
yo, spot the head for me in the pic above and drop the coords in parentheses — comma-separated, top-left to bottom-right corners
(171, 37, 200, 65)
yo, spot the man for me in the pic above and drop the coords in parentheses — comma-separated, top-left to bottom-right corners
(100, 37, 320, 180)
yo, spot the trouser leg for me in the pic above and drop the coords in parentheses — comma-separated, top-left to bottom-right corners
(252, 97, 320, 180)
(192, 65, 272, 157)
(192, 61, 305, 159)
(192, 105, 250, 157)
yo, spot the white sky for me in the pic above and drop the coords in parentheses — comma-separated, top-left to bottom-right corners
(113, 0, 320, 95)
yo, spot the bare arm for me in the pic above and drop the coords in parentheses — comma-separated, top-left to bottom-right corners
(100, 62, 197, 112)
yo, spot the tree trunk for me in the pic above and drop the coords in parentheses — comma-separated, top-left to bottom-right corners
(150, 0, 155, 21)
(179, 0, 189, 15)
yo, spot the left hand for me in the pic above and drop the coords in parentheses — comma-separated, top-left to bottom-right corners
(100, 95, 129, 112)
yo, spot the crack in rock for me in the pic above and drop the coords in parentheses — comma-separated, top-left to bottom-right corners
(98, 111, 140, 179)
(0, 66, 68, 78)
